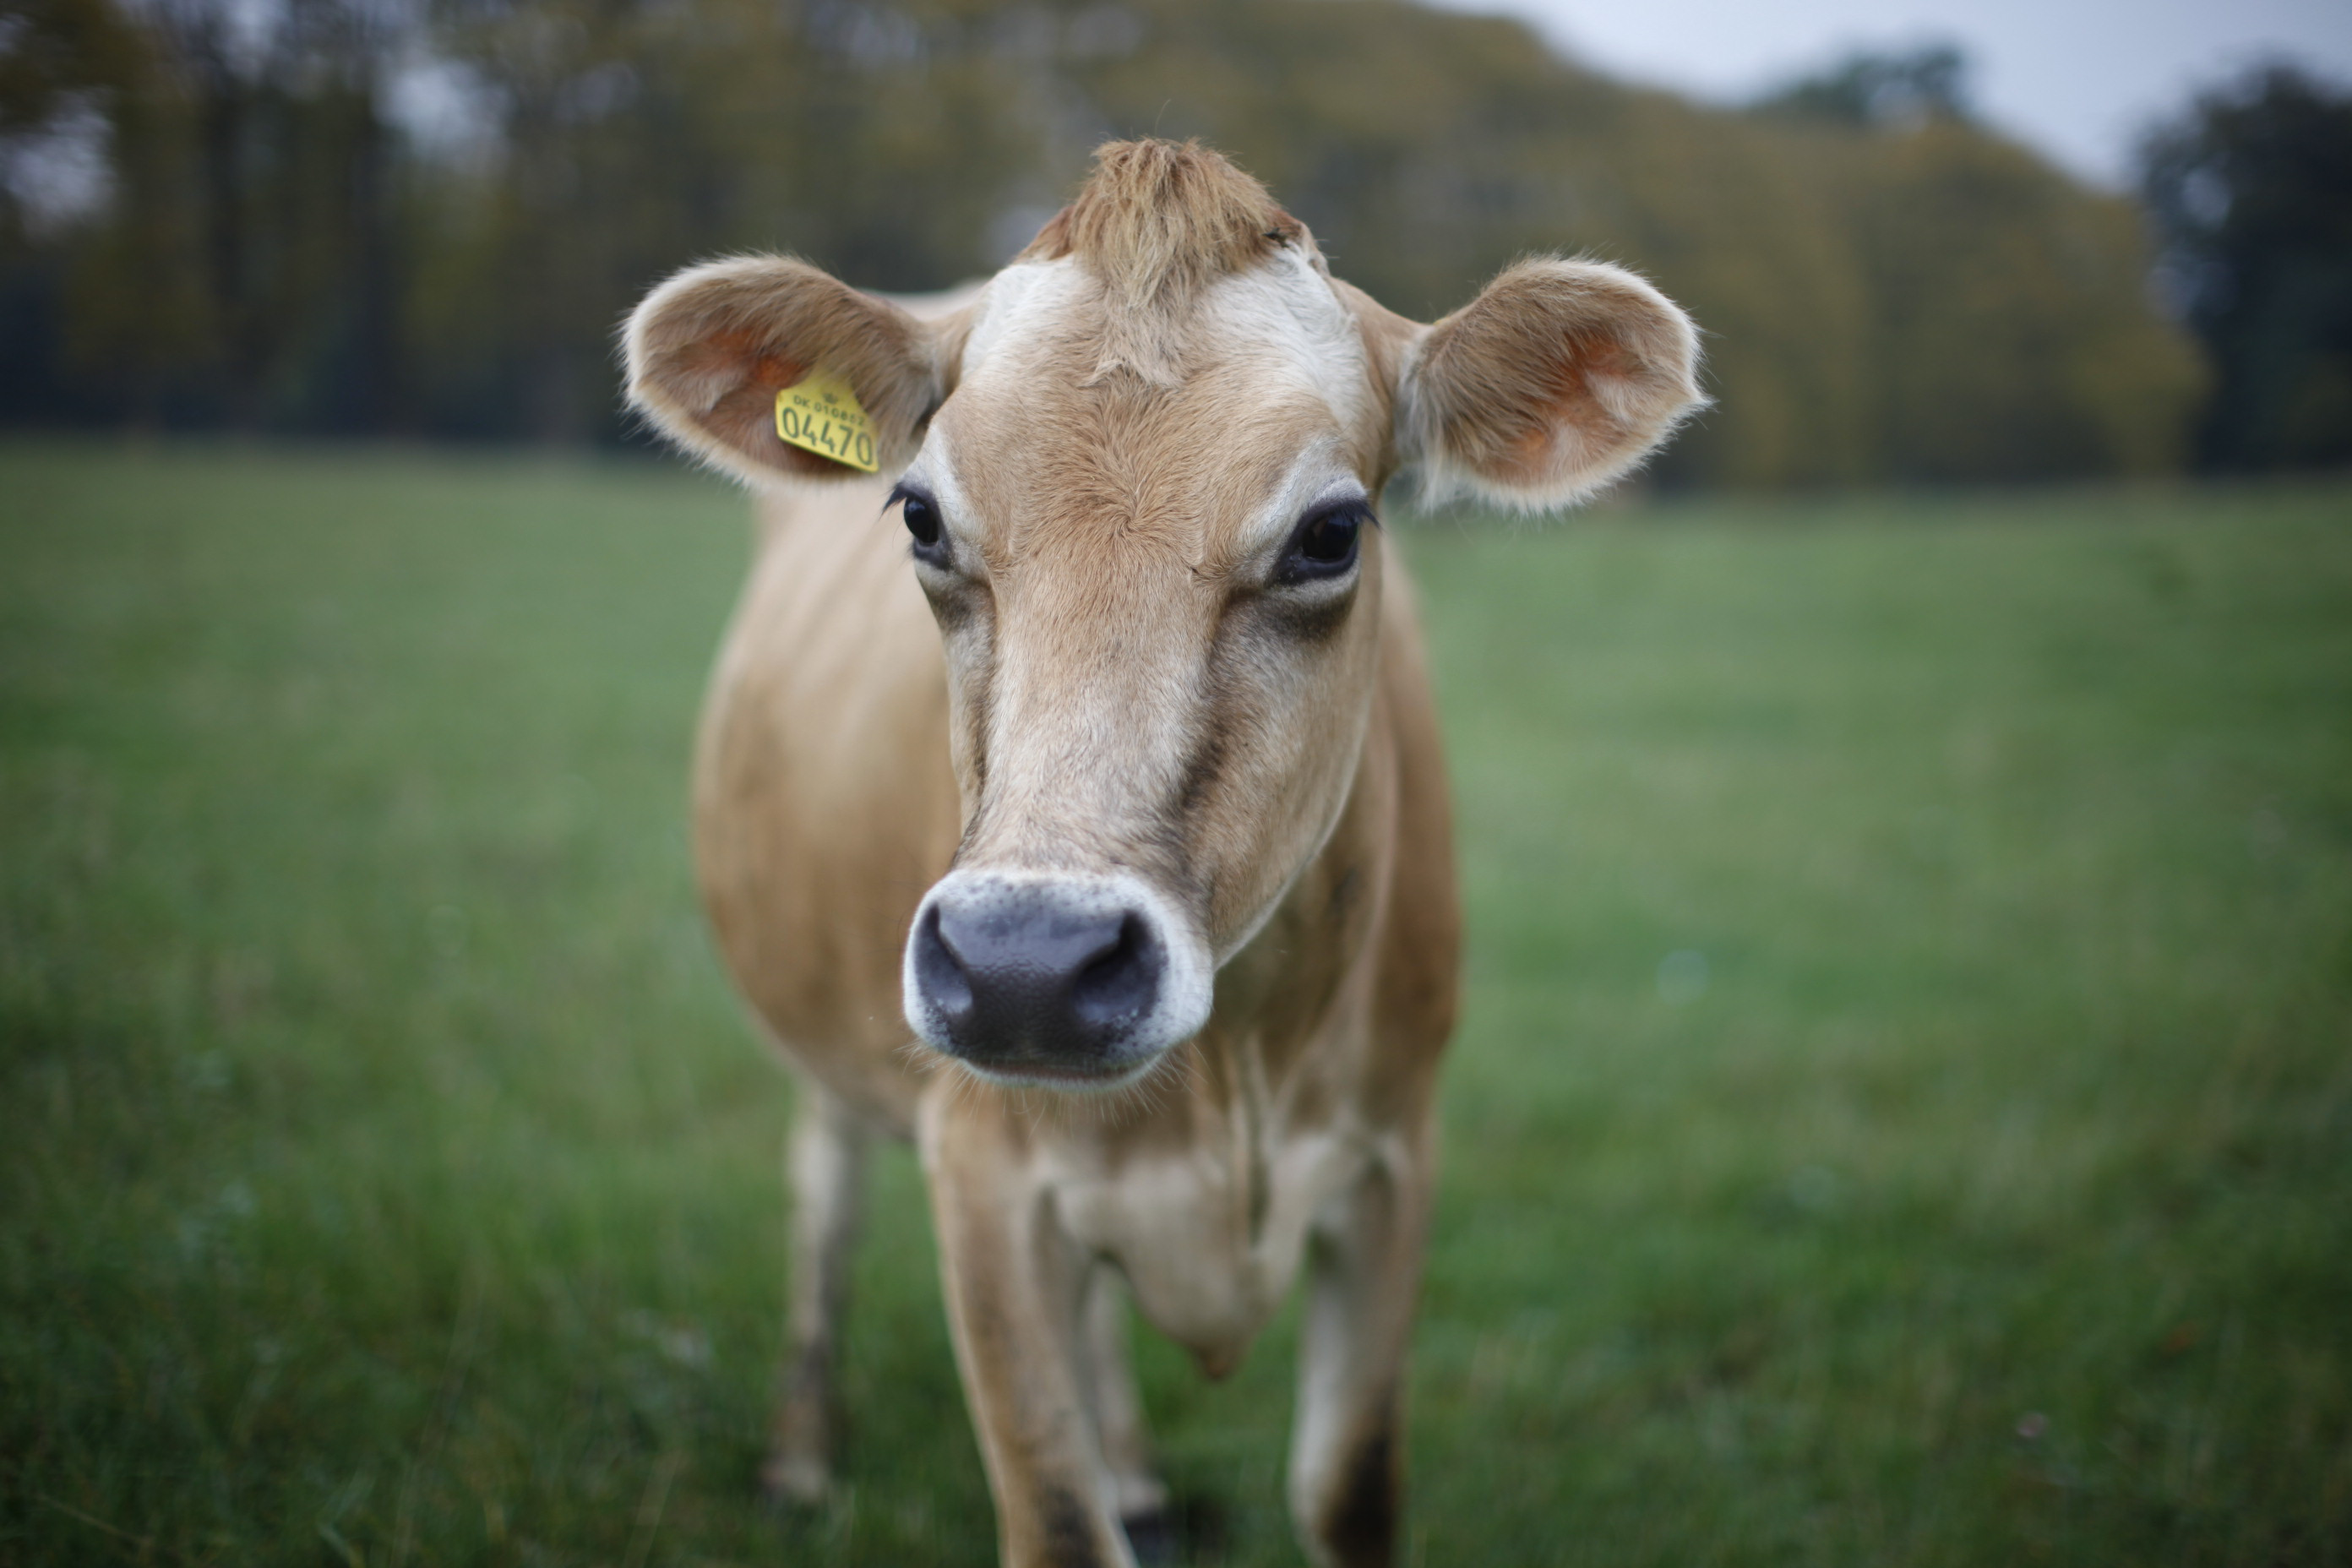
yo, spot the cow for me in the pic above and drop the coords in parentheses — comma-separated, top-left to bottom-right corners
(623, 139, 1701, 1568)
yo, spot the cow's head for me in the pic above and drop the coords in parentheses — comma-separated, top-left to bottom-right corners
(627, 140, 1701, 1092)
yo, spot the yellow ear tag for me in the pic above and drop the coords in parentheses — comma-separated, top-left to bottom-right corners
(773, 369, 879, 473)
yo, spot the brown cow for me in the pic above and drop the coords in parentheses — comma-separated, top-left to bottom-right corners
(623, 140, 1701, 1568)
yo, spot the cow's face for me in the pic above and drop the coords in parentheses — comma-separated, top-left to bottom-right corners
(626, 142, 1702, 1092)
(890, 243, 1392, 1089)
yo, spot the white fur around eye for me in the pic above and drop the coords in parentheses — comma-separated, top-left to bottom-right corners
(901, 425, 980, 546)
(1240, 440, 1365, 565)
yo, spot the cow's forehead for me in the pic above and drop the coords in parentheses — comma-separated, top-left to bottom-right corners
(917, 252, 1375, 564)
(963, 251, 1364, 400)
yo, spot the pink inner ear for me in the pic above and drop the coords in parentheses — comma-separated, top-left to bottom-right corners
(664, 329, 795, 404)
(688, 332, 871, 481)
(1485, 335, 1636, 487)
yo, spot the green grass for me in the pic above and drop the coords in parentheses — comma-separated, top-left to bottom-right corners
(3, 443, 2347, 1565)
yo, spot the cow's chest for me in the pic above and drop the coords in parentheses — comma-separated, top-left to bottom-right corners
(1045, 1113, 1375, 1373)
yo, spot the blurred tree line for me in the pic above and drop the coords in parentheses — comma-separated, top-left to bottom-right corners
(0, 0, 2322, 487)
(2142, 64, 2352, 473)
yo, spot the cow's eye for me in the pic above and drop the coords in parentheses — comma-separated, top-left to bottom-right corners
(1277, 502, 1366, 583)
(896, 488, 949, 562)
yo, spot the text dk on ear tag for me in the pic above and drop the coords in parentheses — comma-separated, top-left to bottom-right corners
(773, 370, 879, 473)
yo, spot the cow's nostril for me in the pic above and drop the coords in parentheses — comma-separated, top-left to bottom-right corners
(912, 886, 1171, 1069)
(912, 903, 973, 1019)
(1072, 913, 1160, 1027)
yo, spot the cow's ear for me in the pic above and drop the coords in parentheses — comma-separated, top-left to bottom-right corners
(624, 256, 956, 486)
(1395, 259, 1704, 509)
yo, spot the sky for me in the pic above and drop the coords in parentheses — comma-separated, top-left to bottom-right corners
(1421, 0, 2352, 186)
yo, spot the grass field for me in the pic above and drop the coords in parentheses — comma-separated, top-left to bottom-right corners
(3, 441, 2348, 1566)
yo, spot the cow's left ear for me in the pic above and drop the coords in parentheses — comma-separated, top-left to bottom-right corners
(1391, 259, 1705, 509)
(624, 255, 962, 487)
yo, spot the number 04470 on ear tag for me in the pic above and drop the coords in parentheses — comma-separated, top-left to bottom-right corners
(773, 370, 879, 473)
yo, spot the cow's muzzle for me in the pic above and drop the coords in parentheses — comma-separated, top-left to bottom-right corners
(903, 872, 1211, 1087)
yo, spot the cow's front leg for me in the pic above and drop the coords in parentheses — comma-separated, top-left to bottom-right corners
(1077, 1265, 1173, 1561)
(1288, 1147, 1433, 1568)
(765, 1081, 867, 1505)
(923, 1100, 1134, 1568)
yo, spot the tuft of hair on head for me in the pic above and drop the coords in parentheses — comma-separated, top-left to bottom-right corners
(1021, 139, 1308, 383)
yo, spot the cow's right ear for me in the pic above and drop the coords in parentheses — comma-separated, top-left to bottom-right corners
(624, 256, 955, 486)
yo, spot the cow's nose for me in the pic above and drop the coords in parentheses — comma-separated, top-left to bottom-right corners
(909, 883, 1167, 1075)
